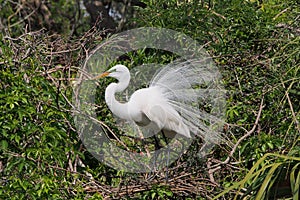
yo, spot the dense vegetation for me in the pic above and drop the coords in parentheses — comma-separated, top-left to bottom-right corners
(0, 0, 299, 199)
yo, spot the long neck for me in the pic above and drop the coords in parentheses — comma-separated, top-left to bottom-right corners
(105, 78, 131, 120)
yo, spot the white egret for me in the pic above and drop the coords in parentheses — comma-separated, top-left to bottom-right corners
(94, 59, 224, 143)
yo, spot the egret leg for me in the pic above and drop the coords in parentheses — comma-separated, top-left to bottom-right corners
(161, 130, 170, 182)
(151, 135, 161, 172)
(153, 135, 161, 150)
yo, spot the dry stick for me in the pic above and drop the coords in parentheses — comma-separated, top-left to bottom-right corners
(112, 178, 200, 197)
(86, 172, 211, 197)
(275, 23, 300, 35)
(285, 88, 300, 135)
(211, 10, 226, 20)
(207, 158, 221, 185)
(6, 150, 112, 193)
(208, 97, 265, 182)
(9, 5, 40, 28)
(286, 92, 300, 133)
(80, 111, 156, 171)
(234, 69, 244, 95)
(280, 79, 300, 134)
(223, 96, 265, 165)
(273, 7, 290, 20)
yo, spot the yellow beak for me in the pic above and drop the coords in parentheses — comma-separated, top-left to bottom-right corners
(92, 71, 110, 80)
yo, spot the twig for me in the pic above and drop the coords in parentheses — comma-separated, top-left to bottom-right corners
(9, 5, 40, 28)
(211, 10, 226, 20)
(273, 7, 290, 20)
(234, 69, 243, 95)
(275, 23, 300, 35)
(281, 81, 300, 134)
(207, 158, 220, 185)
(222, 96, 265, 164)
(286, 92, 300, 134)
(208, 96, 265, 172)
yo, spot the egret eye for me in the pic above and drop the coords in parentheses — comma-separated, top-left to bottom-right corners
(108, 68, 117, 73)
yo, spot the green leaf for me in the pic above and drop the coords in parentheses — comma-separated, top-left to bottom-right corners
(267, 142, 274, 149)
(290, 163, 300, 200)
(9, 103, 14, 109)
(151, 192, 156, 199)
(164, 190, 173, 196)
(18, 161, 25, 173)
(0, 140, 8, 150)
(255, 162, 282, 200)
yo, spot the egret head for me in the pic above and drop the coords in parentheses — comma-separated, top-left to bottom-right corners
(94, 65, 129, 80)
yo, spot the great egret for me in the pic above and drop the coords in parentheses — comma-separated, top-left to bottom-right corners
(94, 59, 224, 143)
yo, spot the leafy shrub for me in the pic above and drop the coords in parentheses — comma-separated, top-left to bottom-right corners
(0, 0, 299, 199)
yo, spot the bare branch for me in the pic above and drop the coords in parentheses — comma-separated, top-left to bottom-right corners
(223, 96, 265, 164)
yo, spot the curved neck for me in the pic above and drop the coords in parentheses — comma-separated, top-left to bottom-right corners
(105, 78, 131, 120)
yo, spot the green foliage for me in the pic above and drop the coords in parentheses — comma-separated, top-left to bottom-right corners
(240, 132, 282, 165)
(0, 0, 299, 199)
(0, 0, 90, 36)
(49, 0, 90, 35)
(141, 185, 173, 200)
(213, 153, 300, 199)
(136, 0, 300, 198)
(0, 40, 82, 198)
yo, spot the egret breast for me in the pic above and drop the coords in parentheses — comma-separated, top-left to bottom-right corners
(128, 87, 164, 123)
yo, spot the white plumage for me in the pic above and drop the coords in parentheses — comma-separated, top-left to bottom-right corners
(96, 59, 224, 142)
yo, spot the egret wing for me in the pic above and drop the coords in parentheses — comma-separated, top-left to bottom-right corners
(141, 102, 191, 138)
(149, 58, 226, 143)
